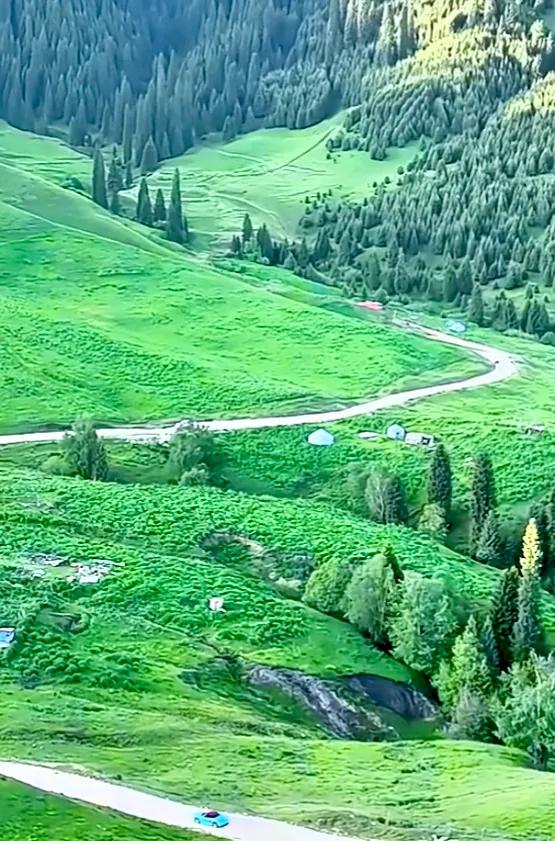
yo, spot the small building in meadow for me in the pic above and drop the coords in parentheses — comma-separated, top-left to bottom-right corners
(307, 429, 335, 447)
(386, 423, 406, 441)
(405, 431, 435, 448)
(525, 423, 546, 436)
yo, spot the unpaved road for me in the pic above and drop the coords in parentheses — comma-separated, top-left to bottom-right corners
(0, 761, 365, 841)
(0, 323, 518, 447)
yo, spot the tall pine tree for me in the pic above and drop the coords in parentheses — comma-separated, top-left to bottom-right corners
(491, 566, 520, 671)
(92, 147, 108, 209)
(427, 443, 452, 520)
(136, 177, 153, 227)
(470, 452, 496, 557)
(166, 169, 186, 244)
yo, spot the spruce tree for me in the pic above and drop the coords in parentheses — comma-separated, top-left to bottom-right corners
(167, 169, 186, 244)
(109, 190, 120, 215)
(125, 161, 133, 189)
(437, 615, 491, 710)
(470, 452, 496, 557)
(107, 147, 124, 194)
(136, 177, 153, 227)
(242, 213, 253, 244)
(476, 510, 502, 565)
(468, 284, 484, 326)
(512, 519, 544, 662)
(256, 224, 274, 261)
(384, 474, 408, 524)
(92, 147, 108, 209)
(427, 443, 452, 520)
(153, 188, 167, 222)
(480, 614, 500, 678)
(140, 136, 158, 174)
(491, 567, 520, 671)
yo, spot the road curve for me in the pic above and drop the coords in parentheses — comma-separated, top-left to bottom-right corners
(0, 761, 365, 841)
(0, 323, 519, 447)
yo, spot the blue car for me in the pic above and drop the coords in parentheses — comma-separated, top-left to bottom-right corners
(194, 809, 230, 829)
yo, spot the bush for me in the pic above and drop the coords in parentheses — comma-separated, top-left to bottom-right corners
(303, 557, 353, 616)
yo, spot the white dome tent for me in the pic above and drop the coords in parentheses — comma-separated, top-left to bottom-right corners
(307, 428, 335, 447)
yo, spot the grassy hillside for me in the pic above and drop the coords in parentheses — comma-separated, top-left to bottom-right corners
(0, 123, 479, 434)
(3, 467, 555, 629)
(1, 466, 555, 841)
(144, 114, 418, 247)
(0, 779, 199, 841)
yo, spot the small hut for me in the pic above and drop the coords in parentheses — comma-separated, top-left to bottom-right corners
(405, 432, 435, 447)
(307, 429, 335, 447)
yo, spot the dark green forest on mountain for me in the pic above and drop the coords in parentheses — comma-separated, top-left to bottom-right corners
(6, 0, 555, 336)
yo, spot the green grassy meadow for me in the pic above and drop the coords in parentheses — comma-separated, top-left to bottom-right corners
(143, 115, 418, 247)
(0, 122, 474, 434)
(3, 116, 555, 841)
(0, 779, 199, 841)
(2, 466, 555, 840)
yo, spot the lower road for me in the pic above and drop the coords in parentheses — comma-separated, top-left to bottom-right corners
(0, 322, 518, 447)
(0, 761, 365, 841)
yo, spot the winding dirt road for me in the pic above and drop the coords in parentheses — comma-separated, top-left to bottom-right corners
(0, 323, 518, 447)
(0, 761, 364, 841)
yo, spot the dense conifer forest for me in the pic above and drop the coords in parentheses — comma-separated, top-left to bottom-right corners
(0, 0, 389, 165)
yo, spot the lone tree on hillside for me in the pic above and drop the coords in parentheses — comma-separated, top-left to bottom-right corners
(427, 443, 452, 521)
(512, 518, 544, 662)
(92, 147, 107, 209)
(63, 418, 108, 481)
(166, 168, 188, 244)
(470, 452, 496, 557)
(136, 177, 153, 226)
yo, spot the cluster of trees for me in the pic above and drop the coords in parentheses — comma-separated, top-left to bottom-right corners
(227, 0, 555, 346)
(0, 0, 404, 165)
(46, 418, 224, 485)
(437, 519, 553, 767)
(167, 424, 225, 486)
(303, 518, 553, 766)
(91, 149, 189, 244)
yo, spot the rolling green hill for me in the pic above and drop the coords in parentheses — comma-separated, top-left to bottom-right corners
(1, 464, 555, 841)
(0, 123, 481, 434)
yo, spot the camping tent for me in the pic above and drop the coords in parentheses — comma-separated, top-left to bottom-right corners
(307, 429, 335, 447)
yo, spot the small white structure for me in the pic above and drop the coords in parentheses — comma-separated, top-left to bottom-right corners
(526, 423, 546, 436)
(405, 432, 435, 447)
(358, 431, 380, 440)
(307, 429, 335, 447)
(386, 423, 406, 441)
(0, 628, 15, 649)
(209, 597, 225, 613)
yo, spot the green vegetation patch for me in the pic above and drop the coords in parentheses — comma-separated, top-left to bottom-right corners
(0, 778, 199, 841)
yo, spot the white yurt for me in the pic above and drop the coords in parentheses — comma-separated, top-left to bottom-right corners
(307, 428, 335, 447)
